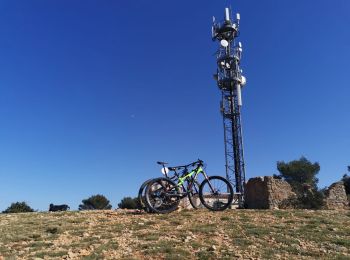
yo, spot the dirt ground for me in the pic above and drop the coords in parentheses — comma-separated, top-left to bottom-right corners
(0, 209, 349, 259)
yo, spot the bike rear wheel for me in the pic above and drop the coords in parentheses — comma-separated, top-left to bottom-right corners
(138, 179, 154, 212)
(145, 177, 181, 214)
(199, 176, 233, 211)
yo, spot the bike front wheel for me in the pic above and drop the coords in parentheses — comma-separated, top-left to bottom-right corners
(145, 177, 181, 214)
(187, 180, 202, 209)
(199, 176, 234, 211)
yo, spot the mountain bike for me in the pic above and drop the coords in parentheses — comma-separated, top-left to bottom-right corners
(145, 159, 234, 213)
(138, 161, 202, 211)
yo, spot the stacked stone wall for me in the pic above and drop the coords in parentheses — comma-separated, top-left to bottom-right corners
(324, 181, 349, 210)
(245, 176, 296, 209)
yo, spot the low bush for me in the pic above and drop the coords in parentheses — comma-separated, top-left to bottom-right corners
(2, 202, 34, 213)
(118, 197, 141, 209)
(79, 194, 112, 210)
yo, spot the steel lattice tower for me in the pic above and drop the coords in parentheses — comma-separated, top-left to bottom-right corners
(212, 8, 247, 206)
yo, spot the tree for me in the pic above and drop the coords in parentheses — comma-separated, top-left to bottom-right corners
(275, 157, 324, 209)
(342, 166, 350, 195)
(118, 197, 141, 209)
(2, 202, 34, 213)
(276, 156, 320, 194)
(79, 194, 112, 210)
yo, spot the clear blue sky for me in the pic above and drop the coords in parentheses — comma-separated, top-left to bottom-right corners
(0, 1, 349, 211)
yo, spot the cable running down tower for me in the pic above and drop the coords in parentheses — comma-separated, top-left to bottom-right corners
(212, 7, 247, 205)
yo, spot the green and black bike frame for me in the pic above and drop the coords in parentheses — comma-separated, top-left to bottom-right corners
(174, 165, 215, 198)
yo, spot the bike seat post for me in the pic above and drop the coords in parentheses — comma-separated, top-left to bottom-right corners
(162, 165, 169, 178)
(183, 167, 188, 177)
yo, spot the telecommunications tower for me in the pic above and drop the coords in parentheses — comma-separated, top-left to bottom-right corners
(212, 7, 247, 205)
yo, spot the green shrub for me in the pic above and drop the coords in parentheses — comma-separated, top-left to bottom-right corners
(2, 202, 34, 213)
(342, 174, 350, 195)
(118, 197, 141, 209)
(298, 189, 325, 210)
(79, 194, 112, 210)
(275, 157, 324, 209)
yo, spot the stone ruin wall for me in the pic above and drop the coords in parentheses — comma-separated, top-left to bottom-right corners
(245, 177, 349, 210)
(245, 176, 296, 209)
(323, 181, 349, 210)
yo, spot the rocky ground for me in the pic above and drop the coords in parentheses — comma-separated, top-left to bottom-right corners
(0, 209, 349, 259)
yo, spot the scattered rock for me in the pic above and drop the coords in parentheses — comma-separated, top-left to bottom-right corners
(78, 249, 90, 256)
(209, 245, 217, 251)
(68, 250, 76, 258)
(183, 235, 192, 242)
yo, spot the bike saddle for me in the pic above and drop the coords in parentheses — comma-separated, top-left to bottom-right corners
(157, 161, 168, 165)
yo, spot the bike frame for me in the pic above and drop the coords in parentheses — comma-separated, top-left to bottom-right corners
(174, 166, 211, 198)
(177, 167, 205, 185)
